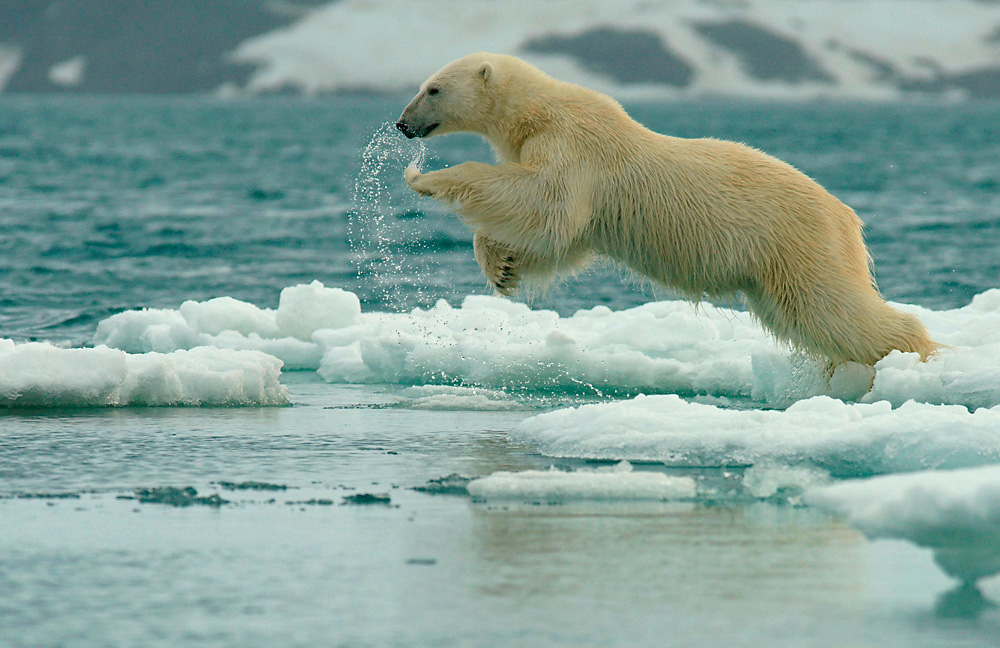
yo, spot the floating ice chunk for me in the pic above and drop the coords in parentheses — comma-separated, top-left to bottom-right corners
(95, 281, 362, 370)
(97, 283, 777, 395)
(829, 362, 877, 402)
(749, 349, 829, 406)
(94, 307, 194, 354)
(120, 347, 289, 406)
(0, 340, 289, 407)
(179, 296, 279, 338)
(806, 465, 1000, 583)
(514, 395, 1000, 477)
(859, 293, 1000, 409)
(467, 461, 697, 503)
(275, 280, 361, 340)
(0, 340, 127, 406)
(865, 347, 1000, 410)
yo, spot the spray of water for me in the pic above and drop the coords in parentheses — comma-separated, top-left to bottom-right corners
(349, 122, 429, 310)
(349, 123, 611, 402)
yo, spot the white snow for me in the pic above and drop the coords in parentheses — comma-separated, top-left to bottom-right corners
(864, 291, 1000, 410)
(230, 0, 1000, 100)
(93, 281, 359, 371)
(0, 339, 289, 407)
(275, 279, 362, 340)
(806, 466, 1000, 582)
(47, 55, 87, 88)
(94, 282, 1000, 411)
(467, 461, 697, 503)
(513, 396, 1000, 477)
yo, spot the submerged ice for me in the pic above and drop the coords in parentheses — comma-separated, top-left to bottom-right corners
(468, 461, 697, 503)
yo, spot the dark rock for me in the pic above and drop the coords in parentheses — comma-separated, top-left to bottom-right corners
(523, 26, 694, 87)
(693, 19, 834, 83)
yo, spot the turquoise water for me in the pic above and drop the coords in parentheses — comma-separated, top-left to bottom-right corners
(2, 96, 1000, 647)
(2, 97, 998, 342)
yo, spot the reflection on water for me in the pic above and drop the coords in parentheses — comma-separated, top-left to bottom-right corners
(935, 582, 997, 619)
(470, 501, 864, 607)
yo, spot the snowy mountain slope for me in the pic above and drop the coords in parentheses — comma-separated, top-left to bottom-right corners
(0, 0, 321, 93)
(231, 0, 1000, 100)
(2, 0, 1000, 99)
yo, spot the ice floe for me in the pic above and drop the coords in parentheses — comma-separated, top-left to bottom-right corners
(0, 340, 289, 407)
(93, 281, 360, 372)
(93, 282, 1000, 410)
(513, 396, 1000, 478)
(806, 465, 1000, 583)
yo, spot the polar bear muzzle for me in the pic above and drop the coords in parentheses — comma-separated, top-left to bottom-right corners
(396, 94, 440, 139)
(397, 85, 446, 138)
(395, 118, 438, 139)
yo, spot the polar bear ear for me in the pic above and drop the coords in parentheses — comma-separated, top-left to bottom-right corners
(477, 62, 493, 84)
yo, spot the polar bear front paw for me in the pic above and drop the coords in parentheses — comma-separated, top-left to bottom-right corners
(404, 164, 435, 196)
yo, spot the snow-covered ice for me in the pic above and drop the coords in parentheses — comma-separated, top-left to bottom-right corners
(807, 466, 1000, 583)
(94, 282, 1000, 410)
(93, 281, 361, 372)
(468, 461, 697, 503)
(0, 340, 289, 407)
(514, 396, 1000, 478)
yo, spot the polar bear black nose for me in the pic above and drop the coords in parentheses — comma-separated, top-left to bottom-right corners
(395, 121, 413, 138)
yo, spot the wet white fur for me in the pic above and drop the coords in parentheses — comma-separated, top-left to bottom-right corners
(399, 53, 937, 366)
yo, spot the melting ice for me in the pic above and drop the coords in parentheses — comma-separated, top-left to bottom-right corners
(468, 461, 697, 504)
(93, 280, 1000, 409)
(807, 465, 1000, 584)
(0, 340, 288, 407)
(13, 279, 1000, 583)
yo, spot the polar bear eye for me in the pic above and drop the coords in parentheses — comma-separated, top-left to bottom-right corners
(427, 87, 440, 96)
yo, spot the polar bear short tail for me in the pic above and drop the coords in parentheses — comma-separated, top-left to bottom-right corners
(745, 277, 939, 367)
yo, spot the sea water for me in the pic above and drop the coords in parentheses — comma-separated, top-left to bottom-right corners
(2, 95, 1000, 647)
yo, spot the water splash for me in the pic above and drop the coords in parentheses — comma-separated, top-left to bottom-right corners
(349, 122, 430, 310)
(348, 124, 614, 401)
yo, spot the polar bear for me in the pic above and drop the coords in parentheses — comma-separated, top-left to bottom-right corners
(396, 53, 937, 367)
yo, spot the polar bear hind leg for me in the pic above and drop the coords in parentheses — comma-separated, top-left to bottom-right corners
(746, 270, 937, 366)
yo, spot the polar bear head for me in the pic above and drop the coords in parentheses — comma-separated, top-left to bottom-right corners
(396, 52, 542, 140)
(396, 52, 501, 139)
